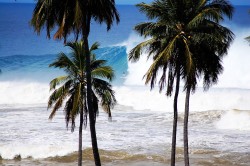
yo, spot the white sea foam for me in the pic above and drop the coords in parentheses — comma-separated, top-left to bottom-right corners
(1, 80, 249, 112)
(117, 32, 155, 86)
(1, 6, 250, 162)
(1, 29, 250, 112)
(114, 86, 250, 112)
(0, 28, 250, 160)
(113, 30, 250, 112)
(216, 28, 250, 89)
(216, 109, 250, 131)
(0, 142, 77, 159)
(0, 106, 168, 159)
(0, 81, 49, 107)
(122, 29, 250, 88)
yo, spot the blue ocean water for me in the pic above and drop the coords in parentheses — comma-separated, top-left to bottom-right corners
(0, 3, 250, 165)
(0, 3, 147, 85)
(0, 4, 250, 83)
(0, 46, 127, 84)
(0, 3, 250, 85)
(0, 3, 145, 55)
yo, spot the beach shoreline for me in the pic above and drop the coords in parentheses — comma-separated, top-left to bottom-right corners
(1, 148, 249, 166)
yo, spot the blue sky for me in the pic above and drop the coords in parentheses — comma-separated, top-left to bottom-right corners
(0, 0, 249, 5)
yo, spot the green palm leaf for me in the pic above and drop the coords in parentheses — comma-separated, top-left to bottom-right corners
(129, 38, 155, 62)
(130, 1, 234, 164)
(48, 41, 116, 130)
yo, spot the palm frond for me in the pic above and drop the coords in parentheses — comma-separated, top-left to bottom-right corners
(90, 42, 100, 52)
(134, 22, 159, 37)
(50, 52, 77, 70)
(182, 38, 193, 74)
(129, 38, 155, 62)
(130, 0, 234, 94)
(48, 80, 72, 109)
(207, 0, 234, 19)
(144, 34, 179, 86)
(90, 0, 120, 31)
(71, 84, 82, 118)
(49, 76, 69, 90)
(91, 59, 107, 69)
(136, 2, 162, 20)
(64, 94, 75, 131)
(92, 66, 114, 81)
(92, 78, 116, 120)
(49, 96, 64, 120)
(187, 8, 222, 29)
(31, 0, 120, 43)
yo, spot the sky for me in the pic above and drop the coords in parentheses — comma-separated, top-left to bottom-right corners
(0, 0, 249, 5)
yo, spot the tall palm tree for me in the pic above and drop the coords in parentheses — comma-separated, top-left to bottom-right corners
(48, 41, 116, 166)
(174, 1, 234, 165)
(130, 0, 234, 165)
(129, 1, 187, 165)
(31, 1, 119, 165)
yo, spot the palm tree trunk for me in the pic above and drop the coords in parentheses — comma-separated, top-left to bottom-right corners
(83, 36, 101, 166)
(170, 70, 180, 166)
(78, 105, 84, 166)
(184, 86, 191, 166)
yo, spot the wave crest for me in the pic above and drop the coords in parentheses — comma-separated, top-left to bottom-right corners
(0, 81, 48, 107)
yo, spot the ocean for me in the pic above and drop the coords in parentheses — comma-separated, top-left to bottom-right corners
(0, 3, 250, 166)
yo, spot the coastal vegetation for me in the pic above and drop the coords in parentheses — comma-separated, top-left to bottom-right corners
(26, 0, 239, 165)
(0, 0, 250, 165)
(129, 0, 234, 165)
(31, 0, 120, 165)
(48, 41, 116, 165)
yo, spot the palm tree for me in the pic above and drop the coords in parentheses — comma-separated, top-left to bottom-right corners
(130, 0, 234, 165)
(48, 41, 116, 166)
(174, 1, 234, 165)
(31, 1, 119, 165)
(129, 1, 186, 165)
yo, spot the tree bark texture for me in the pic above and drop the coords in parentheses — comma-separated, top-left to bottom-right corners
(184, 86, 191, 166)
(84, 37, 101, 166)
(170, 71, 180, 166)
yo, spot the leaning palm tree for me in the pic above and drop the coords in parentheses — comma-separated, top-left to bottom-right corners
(48, 41, 116, 166)
(31, 1, 119, 165)
(130, 0, 234, 165)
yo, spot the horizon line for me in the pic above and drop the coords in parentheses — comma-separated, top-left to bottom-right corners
(0, 2, 250, 6)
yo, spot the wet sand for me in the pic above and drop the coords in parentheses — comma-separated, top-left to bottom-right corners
(1, 148, 249, 166)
